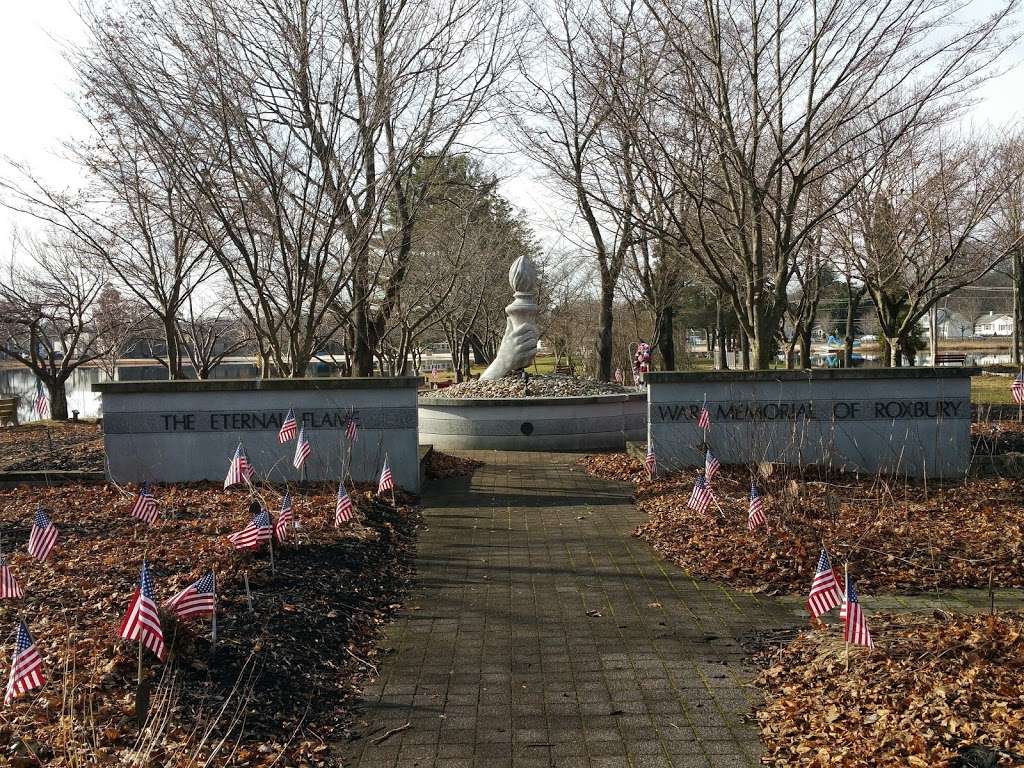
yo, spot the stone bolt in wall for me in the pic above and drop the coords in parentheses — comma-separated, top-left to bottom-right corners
(647, 369, 974, 478)
(95, 378, 421, 491)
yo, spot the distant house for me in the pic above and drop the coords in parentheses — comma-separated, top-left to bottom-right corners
(934, 310, 974, 340)
(974, 312, 1014, 337)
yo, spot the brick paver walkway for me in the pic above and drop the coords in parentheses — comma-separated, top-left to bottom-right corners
(342, 452, 797, 768)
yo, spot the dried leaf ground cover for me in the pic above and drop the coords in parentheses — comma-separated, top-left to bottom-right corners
(422, 450, 483, 480)
(755, 613, 1024, 767)
(581, 453, 1024, 593)
(0, 481, 418, 766)
(0, 422, 105, 472)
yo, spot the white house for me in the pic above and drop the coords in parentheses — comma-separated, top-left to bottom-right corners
(974, 312, 1014, 337)
(934, 309, 974, 340)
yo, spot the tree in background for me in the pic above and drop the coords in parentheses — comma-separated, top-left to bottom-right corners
(0, 233, 109, 419)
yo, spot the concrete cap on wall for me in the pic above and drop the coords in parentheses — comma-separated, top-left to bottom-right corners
(646, 368, 979, 384)
(93, 377, 423, 394)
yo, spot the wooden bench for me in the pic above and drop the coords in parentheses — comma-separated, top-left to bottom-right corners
(934, 352, 967, 366)
(554, 364, 576, 376)
(0, 396, 18, 426)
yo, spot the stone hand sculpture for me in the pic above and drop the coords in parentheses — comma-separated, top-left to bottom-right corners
(480, 254, 540, 380)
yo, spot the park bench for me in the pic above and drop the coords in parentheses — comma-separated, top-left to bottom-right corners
(554, 364, 576, 376)
(0, 396, 18, 426)
(934, 352, 967, 366)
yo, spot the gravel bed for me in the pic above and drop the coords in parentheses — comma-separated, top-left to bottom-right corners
(423, 373, 634, 399)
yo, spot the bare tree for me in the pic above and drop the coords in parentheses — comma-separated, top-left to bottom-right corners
(75, 0, 519, 377)
(834, 131, 1021, 365)
(179, 299, 250, 380)
(512, 0, 645, 380)
(0, 233, 109, 419)
(624, 0, 1018, 368)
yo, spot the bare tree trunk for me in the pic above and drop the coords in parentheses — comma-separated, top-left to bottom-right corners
(929, 306, 939, 365)
(657, 306, 675, 371)
(799, 327, 812, 369)
(597, 281, 615, 381)
(1014, 250, 1022, 365)
(740, 330, 750, 370)
(715, 292, 728, 370)
(45, 379, 69, 421)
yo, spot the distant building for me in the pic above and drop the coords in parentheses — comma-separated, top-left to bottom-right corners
(934, 309, 974, 340)
(974, 312, 1014, 337)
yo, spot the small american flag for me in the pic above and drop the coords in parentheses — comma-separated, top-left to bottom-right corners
(345, 416, 358, 442)
(4, 622, 44, 705)
(28, 507, 58, 562)
(274, 493, 293, 542)
(335, 482, 354, 525)
(644, 447, 656, 480)
(224, 443, 254, 489)
(293, 427, 311, 469)
(129, 482, 159, 524)
(378, 456, 394, 493)
(118, 559, 166, 661)
(687, 474, 714, 513)
(0, 555, 23, 599)
(278, 409, 297, 443)
(697, 397, 710, 430)
(227, 509, 273, 550)
(748, 482, 766, 531)
(705, 448, 720, 481)
(842, 576, 873, 648)
(806, 548, 843, 618)
(164, 572, 216, 620)
(1013, 374, 1024, 405)
(32, 381, 48, 420)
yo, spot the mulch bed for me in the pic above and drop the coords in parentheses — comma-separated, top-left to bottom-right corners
(423, 451, 483, 480)
(580, 454, 1024, 593)
(754, 613, 1024, 767)
(0, 422, 105, 472)
(0, 481, 419, 767)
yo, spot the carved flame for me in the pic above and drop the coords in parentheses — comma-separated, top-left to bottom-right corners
(508, 254, 537, 294)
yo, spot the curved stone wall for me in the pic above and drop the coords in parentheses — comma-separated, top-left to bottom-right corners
(418, 393, 647, 451)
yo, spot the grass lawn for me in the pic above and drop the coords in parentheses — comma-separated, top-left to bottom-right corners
(971, 374, 1015, 405)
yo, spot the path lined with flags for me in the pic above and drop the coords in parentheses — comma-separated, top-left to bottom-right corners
(343, 451, 799, 768)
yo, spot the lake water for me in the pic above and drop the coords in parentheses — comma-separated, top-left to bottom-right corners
(0, 363, 261, 423)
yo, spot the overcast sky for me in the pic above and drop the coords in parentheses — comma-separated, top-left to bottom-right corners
(2, 0, 1022, 251)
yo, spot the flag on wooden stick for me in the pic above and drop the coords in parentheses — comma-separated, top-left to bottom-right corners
(224, 443, 254, 489)
(293, 428, 311, 469)
(335, 483, 354, 525)
(697, 395, 710, 430)
(227, 509, 273, 550)
(687, 475, 714, 513)
(807, 548, 843, 618)
(748, 482, 767, 531)
(4, 622, 44, 705)
(274, 493, 293, 543)
(345, 416, 358, 442)
(278, 409, 297, 443)
(32, 381, 48, 420)
(164, 572, 216, 620)
(118, 559, 166, 661)
(1013, 374, 1024, 405)
(704, 448, 720, 481)
(0, 555, 23, 599)
(129, 482, 159, 524)
(378, 456, 394, 494)
(28, 507, 58, 562)
(644, 447, 656, 480)
(842, 575, 873, 648)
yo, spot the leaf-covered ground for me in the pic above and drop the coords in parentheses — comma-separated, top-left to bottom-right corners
(0, 421, 105, 472)
(754, 613, 1024, 767)
(422, 450, 483, 479)
(0, 481, 418, 767)
(581, 454, 1024, 593)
